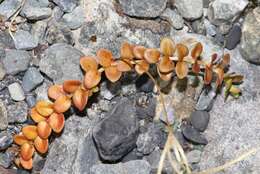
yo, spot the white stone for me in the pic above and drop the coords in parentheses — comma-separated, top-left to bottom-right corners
(8, 83, 25, 101)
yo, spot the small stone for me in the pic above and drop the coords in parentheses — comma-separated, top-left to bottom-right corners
(203, 0, 210, 8)
(0, 132, 13, 150)
(0, 149, 16, 168)
(215, 32, 225, 45)
(32, 153, 45, 172)
(187, 150, 202, 164)
(182, 125, 208, 145)
(204, 19, 217, 36)
(135, 94, 156, 120)
(52, 6, 64, 21)
(21, 4, 52, 20)
(190, 111, 210, 132)
(225, 24, 242, 50)
(22, 67, 44, 92)
(192, 19, 206, 35)
(8, 83, 25, 101)
(0, 100, 8, 130)
(119, 0, 167, 18)
(175, 0, 203, 20)
(7, 101, 28, 123)
(31, 21, 48, 44)
(160, 8, 184, 30)
(61, 6, 85, 30)
(0, 62, 6, 80)
(53, 0, 78, 12)
(2, 49, 31, 75)
(0, 0, 21, 20)
(25, 94, 36, 108)
(13, 30, 38, 50)
(0, 30, 15, 49)
(196, 89, 216, 111)
(218, 23, 232, 35)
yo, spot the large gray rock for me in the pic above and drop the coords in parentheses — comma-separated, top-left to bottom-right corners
(53, 0, 79, 12)
(39, 43, 83, 83)
(21, 0, 52, 20)
(93, 98, 139, 161)
(208, 0, 249, 25)
(119, 0, 167, 18)
(174, 0, 203, 20)
(61, 6, 85, 30)
(0, 0, 21, 20)
(240, 7, 260, 64)
(13, 30, 38, 50)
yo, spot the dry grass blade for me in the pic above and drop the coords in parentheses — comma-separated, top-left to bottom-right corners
(105, 66, 122, 82)
(158, 56, 175, 73)
(97, 48, 113, 67)
(84, 69, 101, 89)
(48, 85, 66, 100)
(160, 37, 175, 56)
(176, 61, 188, 79)
(53, 95, 72, 113)
(80, 56, 98, 72)
(120, 42, 134, 59)
(133, 45, 146, 59)
(72, 88, 89, 111)
(63, 80, 81, 93)
(144, 48, 160, 64)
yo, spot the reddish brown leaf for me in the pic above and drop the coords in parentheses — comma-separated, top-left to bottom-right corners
(120, 42, 134, 59)
(160, 37, 175, 56)
(191, 42, 203, 59)
(157, 56, 174, 73)
(157, 67, 172, 81)
(53, 95, 71, 113)
(63, 80, 81, 93)
(96, 49, 113, 67)
(211, 53, 218, 63)
(20, 143, 34, 161)
(214, 67, 224, 87)
(47, 113, 65, 133)
(34, 136, 48, 154)
(144, 48, 160, 64)
(175, 61, 188, 79)
(133, 46, 146, 59)
(105, 66, 122, 82)
(204, 65, 213, 85)
(135, 60, 149, 75)
(72, 88, 89, 111)
(84, 69, 101, 89)
(37, 121, 52, 139)
(80, 56, 98, 72)
(176, 44, 189, 60)
(192, 61, 200, 74)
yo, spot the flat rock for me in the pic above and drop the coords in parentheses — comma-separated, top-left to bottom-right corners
(31, 21, 47, 45)
(7, 101, 28, 123)
(8, 82, 25, 101)
(190, 110, 210, 132)
(39, 43, 83, 83)
(21, 1, 52, 20)
(175, 0, 203, 20)
(119, 0, 167, 18)
(0, 30, 15, 48)
(0, 100, 8, 130)
(160, 8, 184, 30)
(93, 97, 139, 161)
(225, 24, 242, 50)
(53, 0, 79, 12)
(195, 89, 216, 111)
(13, 30, 38, 50)
(2, 49, 31, 75)
(61, 6, 85, 30)
(0, 132, 13, 150)
(0, 0, 21, 20)
(182, 125, 208, 145)
(22, 67, 44, 92)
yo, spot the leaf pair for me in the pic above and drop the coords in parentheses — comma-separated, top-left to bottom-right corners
(191, 42, 202, 74)
(175, 43, 189, 79)
(224, 73, 243, 100)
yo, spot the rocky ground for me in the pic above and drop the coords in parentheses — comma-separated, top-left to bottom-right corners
(0, 0, 260, 174)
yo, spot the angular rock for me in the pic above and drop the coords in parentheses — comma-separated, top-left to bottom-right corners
(31, 21, 47, 44)
(90, 160, 151, 174)
(22, 67, 44, 92)
(61, 6, 85, 30)
(225, 24, 242, 50)
(0, 132, 13, 150)
(160, 8, 184, 30)
(119, 0, 167, 18)
(8, 82, 25, 101)
(192, 18, 206, 35)
(13, 30, 38, 50)
(208, 0, 249, 25)
(25, 94, 36, 108)
(0, 0, 21, 20)
(53, 0, 78, 12)
(204, 19, 217, 36)
(195, 89, 216, 111)
(240, 7, 260, 64)
(0, 30, 15, 48)
(175, 0, 203, 20)
(187, 150, 202, 164)
(135, 94, 156, 120)
(7, 101, 28, 123)
(182, 125, 208, 145)
(93, 97, 139, 161)
(21, 2, 52, 21)
(190, 110, 210, 132)
(2, 49, 31, 75)
(0, 100, 8, 130)
(39, 43, 83, 83)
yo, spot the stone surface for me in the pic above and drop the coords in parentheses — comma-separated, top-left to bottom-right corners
(21, 2, 52, 20)
(53, 0, 79, 12)
(190, 110, 210, 132)
(7, 101, 28, 123)
(93, 97, 139, 161)
(25, 94, 36, 108)
(119, 0, 167, 18)
(22, 67, 44, 92)
(192, 19, 206, 35)
(135, 94, 156, 120)
(208, 0, 249, 25)
(0, 62, 6, 80)
(8, 82, 25, 101)
(2, 49, 31, 75)
(0, 100, 8, 130)
(195, 89, 216, 111)
(61, 6, 85, 30)
(0, 149, 16, 168)
(204, 19, 217, 36)
(240, 7, 260, 64)
(31, 21, 47, 44)
(175, 0, 203, 20)
(39, 43, 83, 83)
(160, 8, 184, 30)
(0, 30, 15, 49)
(187, 150, 202, 164)
(90, 160, 151, 174)
(0, 132, 13, 150)
(0, 0, 21, 20)
(226, 24, 242, 50)
(13, 30, 38, 50)
(182, 125, 208, 145)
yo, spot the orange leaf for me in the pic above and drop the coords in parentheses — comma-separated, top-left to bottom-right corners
(80, 56, 98, 72)
(20, 143, 34, 161)
(72, 88, 89, 111)
(191, 42, 203, 59)
(144, 48, 160, 64)
(204, 66, 213, 85)
(214, 67, 224, 87)
(220, 53, 230, 68)
(176, 43, 189, 60)
(13, 134, 29, 146)
(175, 61, 188, 79)
(133, 46, 146, 59)
(53, 95, 71, 113)
(157, 56, 174, 73)
(37, 121, 52, 139)
(105, 66, 122, 82)
(47, 113, 65, 133)
(120, 42, 134, 59)
(135, 60, 149, 75)
(157, 67, 172, 81)
(116, 59, 132, 72)
(30, 107, 46, 123)
(22, 125, 38, 140)
(35, 101, 54, 117)
(34, 136, 48, 154)
(160, 37, 175, 56)
(84, 69, 101, 89)
(96, 49, 113, 67)
(20, 157, 33, 170)
(48, 85, 66, 100)
(63, 80, 81, 93)
(192, 61, 200, 74)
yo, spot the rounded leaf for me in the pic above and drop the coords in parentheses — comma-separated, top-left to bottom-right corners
(53, 95, 71, 113)
(14, 134, 29, 146)
(20, 157, 33, 170)
(192, 61, 200, 74)
(48, 85, 66, 100)
(30, 107, 46, 123)
(120, 42, 134, 59)
(160, 37, 175, 56)
(72, 88, 89, 111)
(84, 69, 101, 89)
(20, 143, 34, 161)
(204, 66, 213, 85)
(157, 67, 172, 81)
(158, 56, 174, 73)
(34, 136, 48, 154)
(116, 59, 132, 72)
(133, 46, 146, 59)
(105, 66, 122, 82)
(35, 101, 54, 117)
(214, 67, 224, 87)
(22, 125, 38, 140)
(80, 56, 98, 72)
(96, 49, 113, 67)
(176, 43, 189, 60)
(63, 80, 81, 93)
(135, 60, 149, 75)
(191, 42, 203, 59)
(47, 113, 65, 133)
(144, 48, 160, 64)
(175, 61, 188, 79)
(37, 121, 52, 139)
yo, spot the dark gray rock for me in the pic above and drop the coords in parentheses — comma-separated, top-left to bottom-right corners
(32, 153, 45, 172)
(215, 32, 225, 45)
(175, 0, 203, 20)
(182, 125, 208, 145)
(53, 0, 79, 12)
(0, 30, 15, 48)
(225, 24, 242, 50)
(0, 100, 8, 130)
(119, 0, 167, 18)
(93, 98, 139, 161)
(13, 30, 38, 50)
(190, 110, 210, 132)
(135, 94, 156, 120)
(22, 67, 44, 92)
(0, 149, 16, 168)
(2, 49, 31, 75)
(39, 43, 83, 83)
(0, 0, 21, 20)
(7, 101, 28, 123)
(61, 6, 85, 30)
(21, 1, 52, 20)
(0, 132, 13, 150)
(25, 94, 36, 108)
(136, 76, 154, 93)
(8, 82, 25, 101)
(195, 89, 216, 111)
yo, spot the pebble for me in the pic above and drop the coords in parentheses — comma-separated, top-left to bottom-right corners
(175, 0, 203, 20)
(25, 94, 37, 108)
(0, 0, 21, 20)
(187, 150, 202, 164)
(0, 30, 15, 49)
(160, 8, 184, 30)
(0, 62, 6, 80)
(61, 6, 85, 30)
(53, 0, 78, 12)
(225, 24, 242, 50)
(182, 125, 208, 145)
(0, 100, 8, 131)
(0, 132, 13, 150)
(204, 19, 217, 36)
(8, 82, 25, 101)
(45, 24, 74, 45)
(21, 5, 52, 20)
(7, 101, 28, 123)
(190, 110, 210, 132)
(22, 67, 44, 92)
(13, 30, 38, 50)
(196, 89, 216, 111)
(2, 49, 31, 75)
